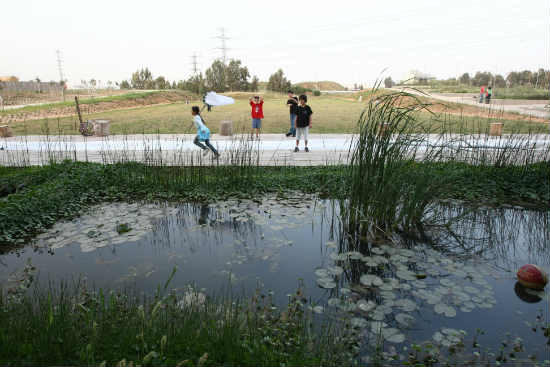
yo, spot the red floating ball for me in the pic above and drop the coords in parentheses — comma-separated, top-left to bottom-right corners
(517, 264, 548, 290)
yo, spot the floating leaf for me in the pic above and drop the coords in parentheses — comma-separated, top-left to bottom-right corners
(315, 269, 330, 278)
(350, 317, 368, 328)
(395, 298, 416, 312)
(396, 270, 416, 281)
(357, 299, 376, 312)
(370, 321, 388, 334)
(313, 306, 324, 314)
(327, 266, 344, 276)
(395, 313, 415, 327)
(360, 274, 383, 287)
(383, 329, 406, 343)
(371, 247, 385, 255)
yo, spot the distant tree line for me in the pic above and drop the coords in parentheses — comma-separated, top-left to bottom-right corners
(440, 68, 550, 88)
(120, 60, 260, 94)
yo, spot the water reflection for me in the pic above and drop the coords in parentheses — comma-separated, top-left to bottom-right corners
(0, 196, 548, 360)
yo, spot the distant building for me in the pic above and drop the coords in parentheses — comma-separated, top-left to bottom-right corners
(400, 70, 435, 85)
(0, 76, 19, 82)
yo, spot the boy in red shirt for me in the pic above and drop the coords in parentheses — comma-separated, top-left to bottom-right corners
(249, 95, 264, 139)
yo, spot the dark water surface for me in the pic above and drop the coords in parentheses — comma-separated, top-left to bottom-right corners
(1, 195, 548, 361)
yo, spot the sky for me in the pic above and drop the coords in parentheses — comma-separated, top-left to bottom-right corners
(1, 0, 548, 88)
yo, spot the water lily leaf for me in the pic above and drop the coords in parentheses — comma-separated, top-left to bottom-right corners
(340, 288, 351, 295)
(371, 247, 385, 255)
(371, 310, 385, 321)
(433, 331, 444, 343)
(395, 298, 416, 312)
(317, 278, 336, 289)
(327, 298, 341, 307)
(357, 299, 376, 312)
(327, 266, 344, 276)
(313, 305, 324, 314)
(360, 274, 383, 287)
(396, 270, 416, 281)
(350, 317, 368, 328)
(315, 269, 330, 278)
(326, 241, 338, 249)
(370, 321, 388, 334)
(383, 328, 406, 343)
(395, 313, 415, 327)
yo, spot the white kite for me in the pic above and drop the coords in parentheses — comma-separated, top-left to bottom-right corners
(204, 91, 235, 107)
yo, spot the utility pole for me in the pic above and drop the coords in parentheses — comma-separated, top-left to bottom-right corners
(56, 49, 66, 101)
(190, 53, 199, 75)
(215, 27, 230, 65)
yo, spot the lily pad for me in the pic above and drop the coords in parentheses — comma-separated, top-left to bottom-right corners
(360, 274, 383, 287)
(395, 313, 415, 327)
(350, 317, 368, 328)
(357, 299, 376, 312)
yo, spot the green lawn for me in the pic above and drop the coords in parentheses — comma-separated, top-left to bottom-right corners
(8, 94, 549, 135)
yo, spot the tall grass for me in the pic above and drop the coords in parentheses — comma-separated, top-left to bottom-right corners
(0, 278, 355, 366)
(342, 86, 550, 245)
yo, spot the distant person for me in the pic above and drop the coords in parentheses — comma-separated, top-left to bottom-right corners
(285, 90, 298, 137)
(479, 85, 485, 103)
(249, 95, 264, 139)
(185, 95, 190, 105)
(191, 106, 219, 158)
(294, 94, 313, 153)
(486, 86, 492, 104)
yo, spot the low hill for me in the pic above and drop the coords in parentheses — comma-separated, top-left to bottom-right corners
(295, 81, 346, 91)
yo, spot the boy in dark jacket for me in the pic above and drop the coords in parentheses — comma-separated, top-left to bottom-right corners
(294, 95, 313, 152)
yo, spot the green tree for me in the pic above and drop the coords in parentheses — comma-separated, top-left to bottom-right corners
(384, 77, 394, 88)
(472, 71, 492, 86)
(494, 74, 506, 88)
(250, 76, 259, 92)
(119, 80, 130, 89)
(155, 76, 167, 90)
(131, 68, 153, 89)
(267, 69, 291, 93)
(185, 73, 207, 94)
(459, 73, 470, 85)
(205, 60, 227, 92)
(225, 59, 250, 91)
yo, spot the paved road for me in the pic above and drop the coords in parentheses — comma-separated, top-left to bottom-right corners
(394, 88, 550, 119)
(1, 133, 548, 166)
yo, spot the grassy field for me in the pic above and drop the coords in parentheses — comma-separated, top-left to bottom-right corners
(0, 90, 175, 116)
(7, 93, 549, 135)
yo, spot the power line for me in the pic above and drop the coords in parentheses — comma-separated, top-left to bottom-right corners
(215, 27, 230, 65)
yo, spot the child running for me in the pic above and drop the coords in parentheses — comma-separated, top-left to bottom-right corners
(249, 95, 264, 139)
(191, 106, 219, 158)
(294, 94, 313, 152)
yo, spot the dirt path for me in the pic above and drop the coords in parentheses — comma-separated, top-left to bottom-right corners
(394, 89, 550, 119)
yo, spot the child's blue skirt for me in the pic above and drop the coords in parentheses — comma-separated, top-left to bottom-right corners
(197, 127, 211, 141)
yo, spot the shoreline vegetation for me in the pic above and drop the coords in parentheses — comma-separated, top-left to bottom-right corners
(0, 89, 549, 365)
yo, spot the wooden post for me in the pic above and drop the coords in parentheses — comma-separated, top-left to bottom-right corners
(489, 122, 503, 136)
(0, 125, 13, 137)
(75, 96, 83, 132)
(219, 120, 233, 136)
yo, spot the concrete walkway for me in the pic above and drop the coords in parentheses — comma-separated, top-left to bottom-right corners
(1, 133, 549, 167)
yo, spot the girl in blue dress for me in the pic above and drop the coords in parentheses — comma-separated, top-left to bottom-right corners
(191, 106, 219, 157)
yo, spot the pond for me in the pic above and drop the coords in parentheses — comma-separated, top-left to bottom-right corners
(1, 194, 548, 362)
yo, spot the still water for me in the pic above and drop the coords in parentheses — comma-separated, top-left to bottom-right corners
(1, 194, 548, 360)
